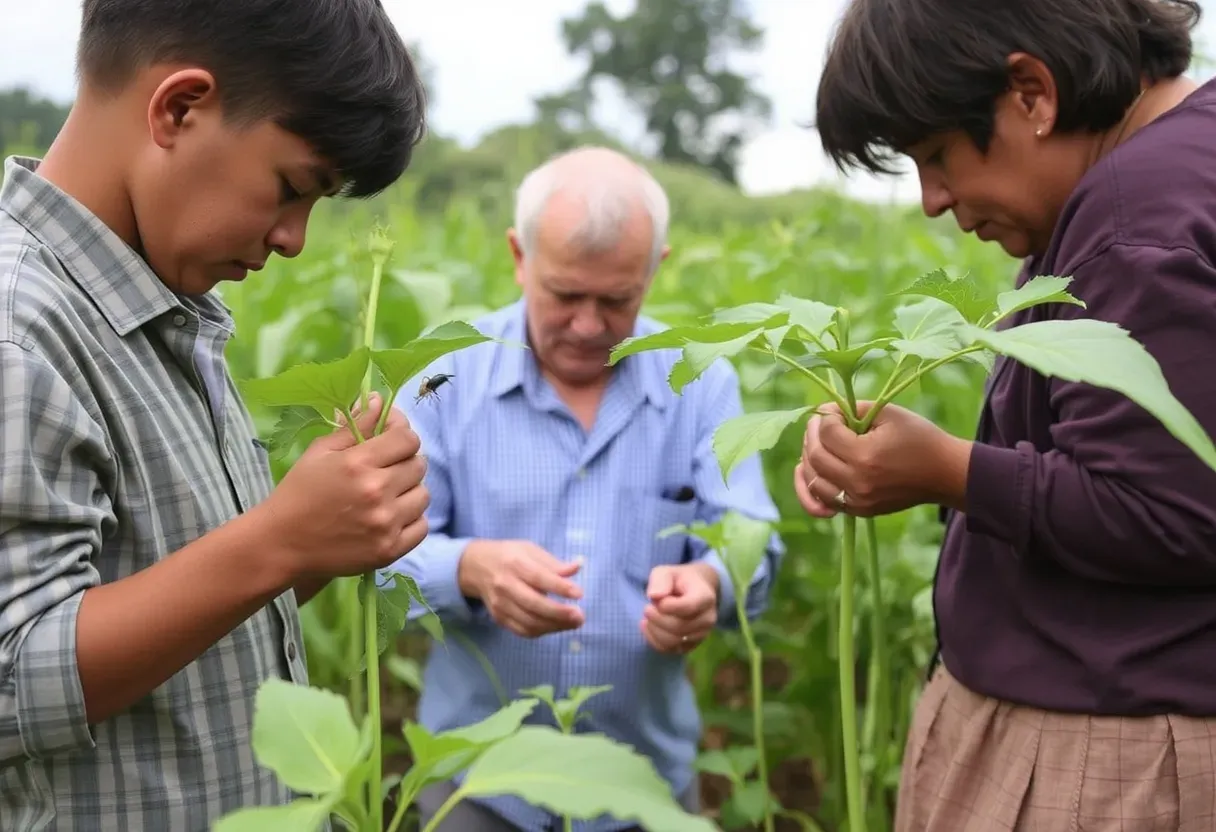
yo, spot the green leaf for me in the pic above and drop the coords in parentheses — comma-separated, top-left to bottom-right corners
(816, 341, 896, 378)
(731, 780, 774, 825)
(401, 698, 539, 793)
(709, 302, 790, 328)
(444, 698, 540, 745)
(386, 655, 423, 691)
(993, 275, 1086, 323)
(669, 329, 764, 394)
(609, 321, 765, 366)
(553, 685, 612, 732)
(239, 347, 371, 416)
(694, 746, 759, 784)
(372, 320, 499, 395)
(517, 683, 611, 733)
(898, 268, 996, 325)
(248, 678, 363, 795)
(891, 298, 969, 361)
(694, 749, 742, 782)
(712, 407, 814, 482)
(719, 512, 774, 598)
(776, 293, 838, 343)
(964, 319, 1216, 471)
(213, 798, 335, 832)
(362, 574, 444, 662)
(264, 407, 330, 462)
(414, 611, 446, 643)
(458, 726, 717, 831)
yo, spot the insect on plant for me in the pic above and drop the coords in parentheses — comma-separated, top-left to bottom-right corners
(415, 372, 454, 403)
(213, 226, 720, 832)
(609, 268, 1216, 832)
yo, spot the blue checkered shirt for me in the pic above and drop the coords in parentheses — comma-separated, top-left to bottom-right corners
(385, 300, 785, 831)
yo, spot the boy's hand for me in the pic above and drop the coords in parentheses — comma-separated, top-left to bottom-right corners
(260, 393, 430, 583)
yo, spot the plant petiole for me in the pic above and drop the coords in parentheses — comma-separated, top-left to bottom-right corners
(863, 345, 985, 432)
(759, 347, 852, 413)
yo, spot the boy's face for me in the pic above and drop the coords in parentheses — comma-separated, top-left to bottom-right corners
(128, 70, 339, 296)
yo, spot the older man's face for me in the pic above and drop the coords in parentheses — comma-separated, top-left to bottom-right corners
(511, 198, 656, 388)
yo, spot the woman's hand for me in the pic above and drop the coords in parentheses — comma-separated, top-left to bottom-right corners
(794, 401, 973, 518)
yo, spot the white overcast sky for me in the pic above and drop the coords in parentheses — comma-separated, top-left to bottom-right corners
(4, 1, 1215, 206)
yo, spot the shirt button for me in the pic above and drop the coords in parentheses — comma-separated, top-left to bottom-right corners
(287, 641, 297, 661)
(172, 314, 187, 327)
(570, 640, 581, 653)
(576, 468, 586, 479)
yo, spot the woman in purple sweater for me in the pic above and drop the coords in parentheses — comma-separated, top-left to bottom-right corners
(798, 0, 1216, 829)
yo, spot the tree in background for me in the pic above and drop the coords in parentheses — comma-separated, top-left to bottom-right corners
(0, 87, 70, 160)
(540, 0, 773, 185)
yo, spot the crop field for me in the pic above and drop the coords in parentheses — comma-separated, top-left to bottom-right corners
(214, 179, 1021, 832)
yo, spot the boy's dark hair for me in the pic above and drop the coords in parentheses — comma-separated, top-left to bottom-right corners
(77, 0, 427, 199)
(815, 0, 1201, 174)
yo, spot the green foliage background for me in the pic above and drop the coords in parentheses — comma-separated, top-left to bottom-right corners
(204, 155, 1016, 829)
(0, 17, 1022, 821)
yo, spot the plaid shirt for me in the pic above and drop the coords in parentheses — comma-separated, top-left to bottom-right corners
(0, 156, 308, 830)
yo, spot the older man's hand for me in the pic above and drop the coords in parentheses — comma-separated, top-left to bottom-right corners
(641, 563, 719, 654)
(458, 540, 585, 638)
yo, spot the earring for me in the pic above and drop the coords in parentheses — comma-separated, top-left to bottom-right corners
(1035, 127, 1043, 136)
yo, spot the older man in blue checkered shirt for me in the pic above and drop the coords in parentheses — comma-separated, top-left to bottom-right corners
(386, 146, 786, 832)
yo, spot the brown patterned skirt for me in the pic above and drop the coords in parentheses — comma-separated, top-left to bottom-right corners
(894, 664, 1216, 831)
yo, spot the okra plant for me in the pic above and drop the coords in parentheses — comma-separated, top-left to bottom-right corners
(215, 227, 718, 832)
(610, 268, 1216, 832)
(663, 512, 779, 832)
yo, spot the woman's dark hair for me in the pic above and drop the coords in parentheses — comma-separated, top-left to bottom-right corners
(815, 0, 1201, 174)
(76, 0, 427, 199)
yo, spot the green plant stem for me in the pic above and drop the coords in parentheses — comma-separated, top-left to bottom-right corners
(420, 789, 467, 832)
(838, 514, 866, 832)
(385, 786, 414, 832)
(861, 345, 984, 432)
(761, 348, 852, 413)
(860, 517, 889, 822)
(739, 609, 775, 832)
(359, 246, 390, 832)
(359, 250, 386, 414)
(347, 577, 365, 721)
(364, 584, 383, 831)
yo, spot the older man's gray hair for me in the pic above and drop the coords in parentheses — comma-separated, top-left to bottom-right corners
(513, 146, 671, 278)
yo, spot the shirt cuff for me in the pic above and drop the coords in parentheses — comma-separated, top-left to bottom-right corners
(963, 441, 1032, 549)
(2, 590, 95, 763)
(381, 536, 488, 625)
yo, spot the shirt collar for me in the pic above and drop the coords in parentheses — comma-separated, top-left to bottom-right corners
(0, 156, 232, 336)
(487, 299, 668, 410)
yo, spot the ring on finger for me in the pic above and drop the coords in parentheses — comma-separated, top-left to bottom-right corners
(834, 489, 849, 507)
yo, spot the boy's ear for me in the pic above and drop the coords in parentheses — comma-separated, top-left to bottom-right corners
(147, 69, 221, 149)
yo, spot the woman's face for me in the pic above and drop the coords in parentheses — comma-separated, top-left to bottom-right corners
(905, 87, 1081, 260)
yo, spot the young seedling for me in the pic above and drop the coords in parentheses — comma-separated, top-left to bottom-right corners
(517, 684, 613, 832)
(610, 269, 1216, 832)
(662, 511, 779, 832)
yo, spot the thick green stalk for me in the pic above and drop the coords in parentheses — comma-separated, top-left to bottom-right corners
(421, 790, 466, 832)
(860, 517, 890, 829)
(364, 581, 383, 830)
(359, 239, 390, 832)
(739, 608, 775, 832)
(826, 318, 866, 832)
(347, 578, 365, 721)
(838, 515, 865, 832)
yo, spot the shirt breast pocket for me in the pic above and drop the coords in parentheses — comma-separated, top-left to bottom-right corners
(624, 492, 701, 585)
